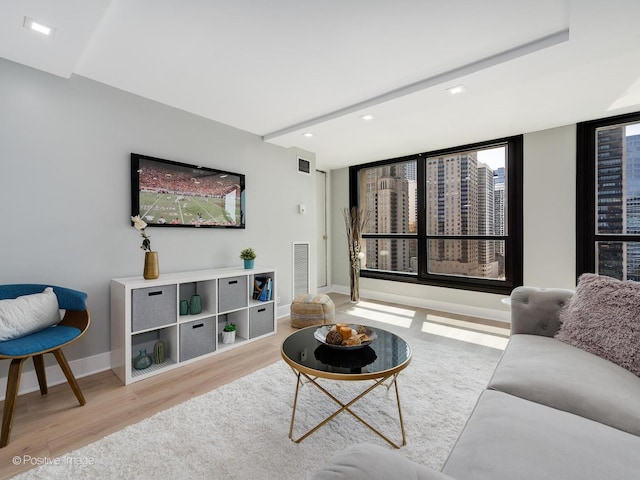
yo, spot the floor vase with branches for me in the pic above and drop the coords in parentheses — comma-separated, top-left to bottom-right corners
(343, 207, 367, 303)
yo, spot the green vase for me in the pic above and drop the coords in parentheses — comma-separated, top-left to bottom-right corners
(189, 294, 202, 315)
(133, 349, 153, 370)
(244, 259, 254, 269)
(180, 300, 189, 315)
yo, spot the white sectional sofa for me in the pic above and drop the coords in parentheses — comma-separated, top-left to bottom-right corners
(313, 283, 640, 479)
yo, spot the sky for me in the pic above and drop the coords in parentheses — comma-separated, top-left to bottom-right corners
(449, 121, 640, 171)
(477, 146, 505, 170)
(626, 123, 640, 136)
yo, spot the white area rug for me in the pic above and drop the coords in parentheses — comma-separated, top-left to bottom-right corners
(14, 338, 500, 480)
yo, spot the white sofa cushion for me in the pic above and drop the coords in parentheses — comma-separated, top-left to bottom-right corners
(487, 334, 640, 436)
(313, 443, 455, 480)
(442, 390, 640, 480)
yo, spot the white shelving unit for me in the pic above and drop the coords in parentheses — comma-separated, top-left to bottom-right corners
(111, 266, 276, 384)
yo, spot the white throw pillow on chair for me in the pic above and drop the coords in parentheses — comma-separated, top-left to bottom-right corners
(0, 287, 61, 342)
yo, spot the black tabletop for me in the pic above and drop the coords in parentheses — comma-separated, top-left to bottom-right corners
(281, 324, 411, 378)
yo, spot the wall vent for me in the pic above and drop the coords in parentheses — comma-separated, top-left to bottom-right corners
(297, 156, 311, 175)
(292, 242, 310, 297)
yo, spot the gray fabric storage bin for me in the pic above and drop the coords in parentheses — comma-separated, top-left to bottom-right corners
(249, 303, 274, 339)
(131, 285, 177, 332)
(218, 276, 247, 312)
(180, 317, 215, 361)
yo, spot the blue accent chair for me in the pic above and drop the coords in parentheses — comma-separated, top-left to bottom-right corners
(0, 284, 90, 447)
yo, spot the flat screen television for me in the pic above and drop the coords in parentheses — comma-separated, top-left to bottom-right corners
(131, 153, 245, 228)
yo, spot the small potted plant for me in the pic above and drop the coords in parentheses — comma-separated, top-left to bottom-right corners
(222, 323, 236, 344)
(240, 248, 256, 269)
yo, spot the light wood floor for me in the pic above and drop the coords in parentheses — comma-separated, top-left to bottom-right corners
(0, 293, 508, 479)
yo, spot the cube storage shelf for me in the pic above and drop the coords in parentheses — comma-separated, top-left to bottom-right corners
(111, 266, 276, 384)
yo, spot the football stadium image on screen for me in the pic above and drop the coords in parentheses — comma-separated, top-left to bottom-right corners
(135, 157, 244, 227)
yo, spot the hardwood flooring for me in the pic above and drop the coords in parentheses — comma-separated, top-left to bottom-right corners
(0, 293, 508, 479)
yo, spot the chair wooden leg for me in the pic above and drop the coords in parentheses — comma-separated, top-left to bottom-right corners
(52, 349, 86, 406)
(1, 358, 26, 448)
(32, 354, 48, 395)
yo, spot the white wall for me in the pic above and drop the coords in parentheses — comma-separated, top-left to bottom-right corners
(0, 58, 316, 386)
(523, 125, 576, 287)
(330, 124, 578, 320)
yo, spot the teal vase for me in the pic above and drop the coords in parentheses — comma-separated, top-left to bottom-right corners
(244, 259, 254, 269)
(180, 300, 189, 315)
(133, 349, 153, 370)
(189, 294, 202, 315)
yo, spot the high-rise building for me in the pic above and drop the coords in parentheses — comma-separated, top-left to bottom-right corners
(596, 126, 625, 278)
(493, 168, 505, 237)
(426, 152, 480, 276)
(478, 163, 495, 236)
(407, 180, 417, 233)
(626, 133, 640, 280)
(359, 163, 411, 272)
(493, 167, 506, 273)
(424, 153, 504, 279)
(407, 179, 418, 270)
(361, 153, 508, 279)
(405, 162, 417, 181)
(478, 163, 499, 278)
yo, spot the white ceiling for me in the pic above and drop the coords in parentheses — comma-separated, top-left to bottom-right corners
(2, 0, 640, 170)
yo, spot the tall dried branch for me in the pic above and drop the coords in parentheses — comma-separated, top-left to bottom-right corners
(343, 206, 368, 270)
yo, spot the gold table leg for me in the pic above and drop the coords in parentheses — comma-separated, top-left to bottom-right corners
(288, 370, 407, 448)
(288, 371, 302, 440)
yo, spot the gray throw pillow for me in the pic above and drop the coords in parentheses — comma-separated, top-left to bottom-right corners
(556, 273, 640, 376)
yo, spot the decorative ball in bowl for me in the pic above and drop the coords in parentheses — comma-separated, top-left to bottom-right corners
(314, 323, 376, 349)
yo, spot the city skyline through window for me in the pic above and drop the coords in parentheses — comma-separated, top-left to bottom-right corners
(359, 160, 417, 274)
(425, 146, 506, 280)
(594, 120, 640, 280)
(351, 136, 522, 294)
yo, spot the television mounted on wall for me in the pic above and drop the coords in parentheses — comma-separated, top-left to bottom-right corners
(131, 153, 245, 228)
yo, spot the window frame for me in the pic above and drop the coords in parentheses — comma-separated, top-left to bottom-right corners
(576, 111, 640, 277)
(349, 135, 523, 295)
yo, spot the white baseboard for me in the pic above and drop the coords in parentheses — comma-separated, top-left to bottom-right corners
(276, 303, 291, 319)
(330, 284, 511, 323)
(0, 352, 112, 402)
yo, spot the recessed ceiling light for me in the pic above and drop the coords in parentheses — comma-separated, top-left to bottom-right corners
(361, 114, 374, 121)
(23, 16, 56, 37)
(447, 85, 466, 95)
(302, 132, 313, 138)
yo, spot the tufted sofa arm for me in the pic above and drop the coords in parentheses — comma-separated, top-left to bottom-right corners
(510, 286, 574, 337)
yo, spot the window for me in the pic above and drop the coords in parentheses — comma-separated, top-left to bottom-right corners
(577, 112, 640, 280)
(350, 136, 522, 294)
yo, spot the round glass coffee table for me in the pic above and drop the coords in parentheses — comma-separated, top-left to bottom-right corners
(281, 324, 412, 448)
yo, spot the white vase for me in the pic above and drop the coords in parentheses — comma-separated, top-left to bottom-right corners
(222, 331, 235, 344)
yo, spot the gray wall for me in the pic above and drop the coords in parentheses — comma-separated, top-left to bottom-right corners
(0, 58, 316, 379)
(330, 124, 577, 317)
